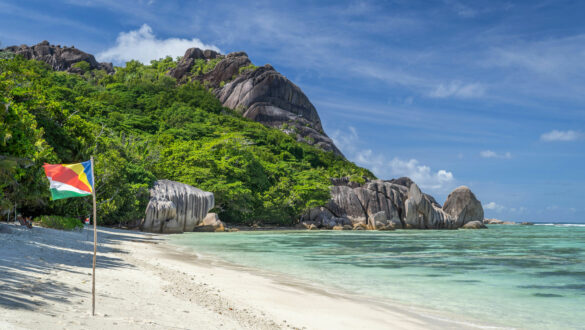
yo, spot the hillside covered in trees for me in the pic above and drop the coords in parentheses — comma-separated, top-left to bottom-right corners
(0, 53, 374, 226)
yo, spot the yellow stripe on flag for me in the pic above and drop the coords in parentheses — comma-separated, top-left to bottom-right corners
(62, 163, 92, 192)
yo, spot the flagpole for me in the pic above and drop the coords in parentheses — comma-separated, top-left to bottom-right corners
(90, 156, 97, 316)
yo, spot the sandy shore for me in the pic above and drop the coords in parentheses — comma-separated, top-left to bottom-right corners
(0, 223, 477, 329)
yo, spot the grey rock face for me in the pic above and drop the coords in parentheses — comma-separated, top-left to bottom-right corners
(168, 47, 223, 81)
(326, 179, 408, 228)
(216, 63, 341, 155)
(300, 207, 351, 229)
(404, 183, 452, 229)
(203, 52, 251, 85)
(320, 177, 484, 230)
(169, 47, 342, 156)
(142, 180, 214, 233)
(2, 41, 114, 74)
(443, 186, 484, 227)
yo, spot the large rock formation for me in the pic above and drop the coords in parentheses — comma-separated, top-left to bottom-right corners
(2, 41, 114, 74)
(170, 48, 342, 155)
(142, 180, 214, 233)
(303, 177, 484, 230)
(442, 186, 484, 227)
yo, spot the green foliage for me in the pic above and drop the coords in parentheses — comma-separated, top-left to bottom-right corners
(191, 58, 222, 76)
(0, 54, 374, 226)
(38, 215, 83, 230)
(0, 51, 14, 60)
(238, 64, 258, 74)
(71, 60, 91, 72)
(349, 174, 366, 184)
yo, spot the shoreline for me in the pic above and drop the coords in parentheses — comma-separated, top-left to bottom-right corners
(1, 223, 488, 329)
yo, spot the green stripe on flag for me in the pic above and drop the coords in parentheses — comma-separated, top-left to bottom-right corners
(50, 188, 91, 200)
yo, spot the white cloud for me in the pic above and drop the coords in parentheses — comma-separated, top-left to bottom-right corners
(331, 126, 359, 153)
(387, 158, 454, 191)
(484, 202, 505, 212)
(331, 126, 455, 191)
(446, 1, 478, 18)
(480, 150, 512, 159)
(540, 130, 583, 142)
(489, 34, 585, 77)
(429, 81, 485, 98)
(485, 203, 527, 214)
(97, 24, 220, 64)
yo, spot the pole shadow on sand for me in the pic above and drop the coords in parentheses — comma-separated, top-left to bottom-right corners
(0, 224, 158, 311)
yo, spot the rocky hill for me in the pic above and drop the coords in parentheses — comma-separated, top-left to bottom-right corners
(2, 42, 341, 155)
(169, 48, 342, 155)
(2, 40, 114, 74)
(1, 42, 485, 230)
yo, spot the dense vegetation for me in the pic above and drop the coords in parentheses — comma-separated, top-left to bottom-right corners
(37, 215, 83, 230)
(0, 55, 374, 226)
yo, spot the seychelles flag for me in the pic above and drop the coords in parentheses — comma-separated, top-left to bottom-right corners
(43, 161, 94, 200)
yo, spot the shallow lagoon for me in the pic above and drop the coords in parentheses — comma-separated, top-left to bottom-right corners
(170, 224, 585, 328)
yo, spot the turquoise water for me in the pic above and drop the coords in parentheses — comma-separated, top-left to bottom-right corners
(169, 224, 585, 329)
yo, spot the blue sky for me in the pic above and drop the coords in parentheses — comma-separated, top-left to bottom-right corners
(2, 0, 584, 222)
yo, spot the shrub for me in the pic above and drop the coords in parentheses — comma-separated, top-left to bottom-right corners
(71, 61, 91, 72)
(238, 64, 258, 74)
(37, 215, 83, 230)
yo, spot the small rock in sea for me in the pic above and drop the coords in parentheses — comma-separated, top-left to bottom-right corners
(521, 222, 534, 225)
(461, 221, 487, 229)
(377, 224, 396, 231)
(353, 223, 367, 230)
(332, 225, 344, 230)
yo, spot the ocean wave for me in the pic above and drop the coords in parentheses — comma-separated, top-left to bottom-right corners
(534, 223, 585, 227)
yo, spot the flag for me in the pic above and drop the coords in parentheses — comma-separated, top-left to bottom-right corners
(43, 161, 94, 200)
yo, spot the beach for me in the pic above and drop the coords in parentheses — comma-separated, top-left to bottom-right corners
(0, 224, 466, 330)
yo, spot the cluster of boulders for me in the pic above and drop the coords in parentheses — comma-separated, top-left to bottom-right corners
(141, 176, 486, 233)
(1, 41, 114, 74)
(301, 177, 485, 230)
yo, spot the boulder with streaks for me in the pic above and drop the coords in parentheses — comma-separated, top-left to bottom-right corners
(142, 180, 214, 233)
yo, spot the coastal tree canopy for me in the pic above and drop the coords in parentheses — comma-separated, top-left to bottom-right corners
(0, 55, 374, 225)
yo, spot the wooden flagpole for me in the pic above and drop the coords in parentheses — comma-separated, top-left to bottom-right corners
(90, 156, 97, 316)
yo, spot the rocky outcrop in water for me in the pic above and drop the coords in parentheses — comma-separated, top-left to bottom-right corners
(2, 41, 114, 74)
(169, 48, 342, 155)
(142, 180, 214, 233)
(461, 221, 487, 229)
(483, 218, 516, 225)
(303, 177, 484, 230)
(193, 213, 225, 232)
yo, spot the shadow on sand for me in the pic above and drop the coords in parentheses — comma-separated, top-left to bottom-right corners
(0, 224, 159, 311)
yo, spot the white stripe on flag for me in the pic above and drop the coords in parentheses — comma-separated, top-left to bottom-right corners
(48, 178, 91, 195)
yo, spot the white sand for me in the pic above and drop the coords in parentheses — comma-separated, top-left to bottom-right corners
(0, 223, 477, 329)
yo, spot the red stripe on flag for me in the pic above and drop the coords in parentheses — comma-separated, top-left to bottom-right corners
(43, 164, 92, 193)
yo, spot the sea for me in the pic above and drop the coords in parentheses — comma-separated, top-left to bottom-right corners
(169, 224, 585, 329)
